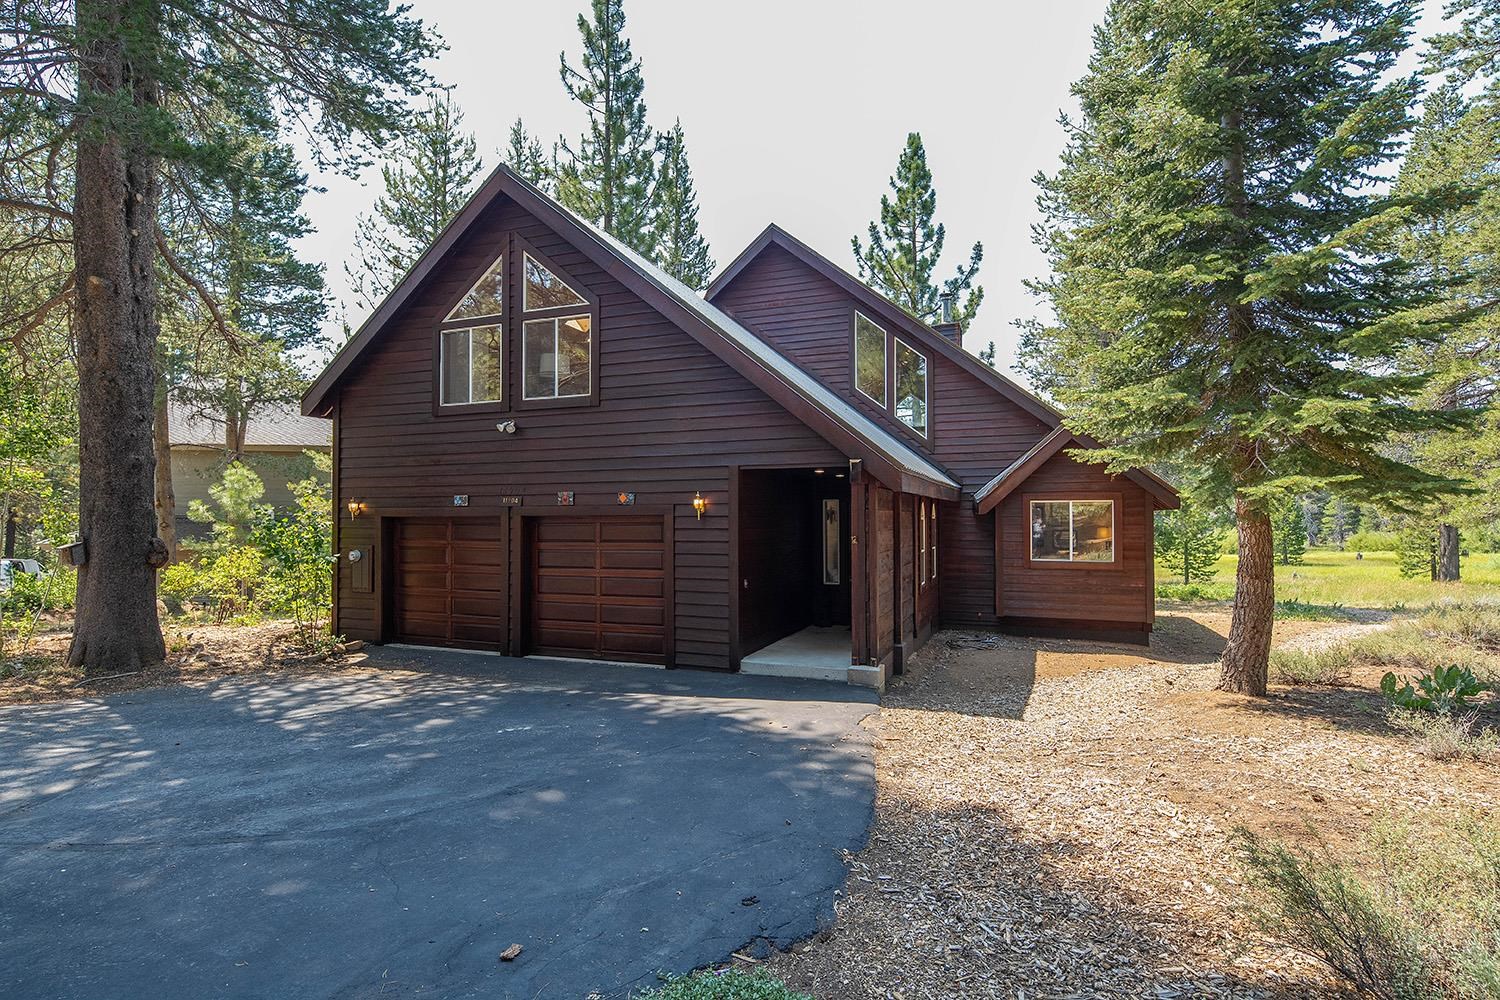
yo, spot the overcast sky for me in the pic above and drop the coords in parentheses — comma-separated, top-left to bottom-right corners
(295, 0, 1448, 386)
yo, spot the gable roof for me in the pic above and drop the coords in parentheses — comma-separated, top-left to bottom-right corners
(169, 401, 331, 450)
(301, 165, 959, 500)
(972, 426, 1073, 514)
(705, 224, 1179, 509)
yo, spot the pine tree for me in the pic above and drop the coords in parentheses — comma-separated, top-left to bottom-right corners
(1320, 497, 1359, 550)
(978, 342, 998, 368)
(347, 93, 483, 313)
(1020, 0, 1464, 695)
(852, 132, 983, 326)
(557, 0, 656, 253)
(504, 118, 552, 190)
(1391, 26, 1500, 582)
(1, 0, 437, 674)
(1274, 501, 1307, 566)
(1154, 500, 1223, 584)
(651, 120, 714, 288)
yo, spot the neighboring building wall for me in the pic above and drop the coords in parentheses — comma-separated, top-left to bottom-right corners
(172, 447, 324, 545)
(332, 195, 847, 669)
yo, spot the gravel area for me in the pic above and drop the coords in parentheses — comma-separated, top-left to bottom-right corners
(763, 611, 1498, 999)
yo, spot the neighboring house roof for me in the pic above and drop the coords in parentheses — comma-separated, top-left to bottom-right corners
(705, 224, 1179, 510)
(301, 165, 960, 499)
(170, 401, 332, 450)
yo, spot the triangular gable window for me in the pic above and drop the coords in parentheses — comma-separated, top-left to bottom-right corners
(523, 253, 587, 312)
(445, 256, 504, 321)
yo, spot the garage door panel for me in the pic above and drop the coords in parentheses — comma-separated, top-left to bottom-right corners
(451, 570, 503, 593)
(601, 577, 663, 598)
(452, 544, 505, 568)
(452, 521, 502, 543)
(530, 516, 667, 665)
(601, 549, 664, 571)
(395, 613, 450, 640)
(400, 522, 451, 542)
(600, 521, 663, 543)
(398, 570, 450, 591)
(600, 602, 664, 627)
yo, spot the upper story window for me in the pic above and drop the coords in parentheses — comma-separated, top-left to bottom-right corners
(854, 311, 887, 406)
(1030, 499, 1115, 563)
(438, 254, 505, 408)
(894, 338, 928, 437)
(519, 248, 595, 403)
(852, 311, 930, 440)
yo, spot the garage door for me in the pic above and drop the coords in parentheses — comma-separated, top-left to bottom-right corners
(530, 516, 667, 664)
(392, 518, 506, 649)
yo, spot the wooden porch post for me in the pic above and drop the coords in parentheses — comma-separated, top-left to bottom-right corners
(849, 460, 867, 666)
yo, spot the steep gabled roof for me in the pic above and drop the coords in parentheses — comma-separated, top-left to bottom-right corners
(301, 166, 959, 500)
(169, 401, 331, 450)
(705, 224, 1179, 509)
(972, 426, 1073, 513)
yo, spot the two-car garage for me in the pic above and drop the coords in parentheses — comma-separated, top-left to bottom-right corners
(388, 514, 669, 665)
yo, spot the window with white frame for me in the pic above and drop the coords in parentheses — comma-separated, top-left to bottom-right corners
(1029, 499, 1115, 563)
(438, 255, 504, 407)
(894, 338, 928, 436)
(853, 311, 887, 406)
(523, 315, 592, 399)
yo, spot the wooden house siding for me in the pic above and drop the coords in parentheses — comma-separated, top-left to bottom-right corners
(709, 241, 1159, 637)
(333, 196, 847, 668)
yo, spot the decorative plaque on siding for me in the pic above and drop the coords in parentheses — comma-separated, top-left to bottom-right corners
(556, 491, 575, 506)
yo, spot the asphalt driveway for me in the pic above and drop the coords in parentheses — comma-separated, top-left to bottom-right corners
(0, 650, 877, 999)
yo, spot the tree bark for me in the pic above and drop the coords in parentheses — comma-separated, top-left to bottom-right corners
(4, 508, 16, 558)
(67, 0, 168, 675)
(1436, 523, 1460, 582)
(153, 384, 176, 563)
(1220, 499, 1273, 696)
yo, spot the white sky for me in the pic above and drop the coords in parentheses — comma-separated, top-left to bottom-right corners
(295, 0, 1450, 385)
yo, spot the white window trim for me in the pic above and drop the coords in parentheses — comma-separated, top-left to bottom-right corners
(522, 314, 593, 401)
(1029, 499, 1116, 563)
(522, 252, 588, 313)
(440, 326, 503, 407)
(853, 310, 887, 407)
(893, 336, 929, 438)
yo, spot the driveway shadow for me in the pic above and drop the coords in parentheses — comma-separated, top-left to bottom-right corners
(0, 656, 877, 1000)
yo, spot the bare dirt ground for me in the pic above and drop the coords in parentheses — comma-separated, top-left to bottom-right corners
(764, 610, 1498, 999)
(0, 620, 363, 706)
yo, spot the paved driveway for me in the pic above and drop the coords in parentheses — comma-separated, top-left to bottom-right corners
(0, 650, 877, 999)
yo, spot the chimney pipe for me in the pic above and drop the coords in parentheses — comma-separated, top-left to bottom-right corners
(939, 292, 955, 324)
(934, 292, 963, 348)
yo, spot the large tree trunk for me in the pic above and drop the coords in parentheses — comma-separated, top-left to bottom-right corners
(1220, 500, 1274, 696)
(67, 0, 168, 675)
(1436, 523, 1460, 582)
(153, 385, 176, 563)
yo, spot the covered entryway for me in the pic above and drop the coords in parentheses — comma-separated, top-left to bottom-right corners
(527, 515, 669, 664)
(390, 517, 506, 649)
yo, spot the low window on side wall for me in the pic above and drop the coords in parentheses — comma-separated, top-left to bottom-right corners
(1030, 499, 1114, 563)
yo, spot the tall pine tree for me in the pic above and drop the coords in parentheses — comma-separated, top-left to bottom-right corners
(1021, 0, 1463, 695)
(852, 132, 983, 326)
(651, 120, 714, 289)
(504, 118, 552, 190)
(557, 0, 656, 253)
(347, 93, 483, 314)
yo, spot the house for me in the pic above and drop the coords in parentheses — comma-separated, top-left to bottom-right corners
(168, 401, 331, 544)
(302, 166, 1176, 687)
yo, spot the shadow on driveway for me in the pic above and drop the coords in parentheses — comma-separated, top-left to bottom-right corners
(0, 650, 877, 999)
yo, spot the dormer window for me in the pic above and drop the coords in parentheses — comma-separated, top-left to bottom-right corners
(438, 254, 505, 409)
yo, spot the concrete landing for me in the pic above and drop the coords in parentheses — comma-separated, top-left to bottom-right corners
(741, 626, 853, 684)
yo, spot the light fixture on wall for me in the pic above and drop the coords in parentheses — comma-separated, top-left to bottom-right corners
(692, 491, 707, 520)
(346, 499, 367, 519)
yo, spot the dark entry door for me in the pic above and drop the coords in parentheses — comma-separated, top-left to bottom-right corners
(529, 516, 667, 664)
(391, 517, 506, 649)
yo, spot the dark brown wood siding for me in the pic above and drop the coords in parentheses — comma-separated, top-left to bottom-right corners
(333, 196, 847, 668)
(996, 452, 1154, 627)
(710, 244, 1154, 633)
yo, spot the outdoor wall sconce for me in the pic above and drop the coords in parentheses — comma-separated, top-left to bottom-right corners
(692, 491, 707, 520)
(346, 499, 367, 519)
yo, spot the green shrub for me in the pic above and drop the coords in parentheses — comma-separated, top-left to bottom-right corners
(1417, 601, 1500, 650)
(1387, 709, 1500, 762)
(1156, 581, 1233, 601)
(1275, 599, 1355, 621)
(1238, 812, 1500, 1000)
(1271, 647, 1351, 686)
(1381, 665, 1490, 715)
(1347, 530, 1400, 552)
(633, 970, 812, 1000)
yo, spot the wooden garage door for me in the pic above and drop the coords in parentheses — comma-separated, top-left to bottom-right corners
(530, 516, 668, 664)
(392, 518, 506, 649)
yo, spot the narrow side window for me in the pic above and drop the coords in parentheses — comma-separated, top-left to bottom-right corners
(854, 311, 887, 406)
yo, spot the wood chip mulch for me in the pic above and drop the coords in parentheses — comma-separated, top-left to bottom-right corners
(762, 612, 1497, 999)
